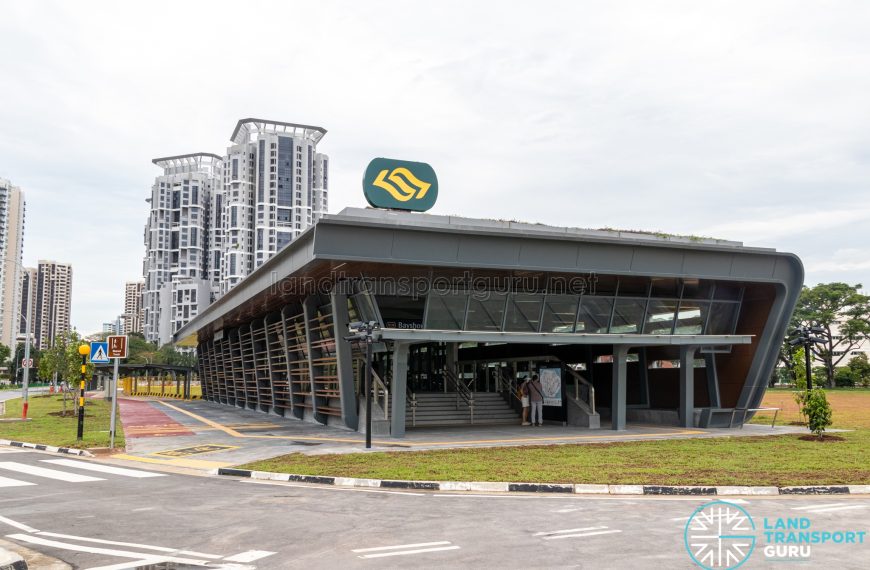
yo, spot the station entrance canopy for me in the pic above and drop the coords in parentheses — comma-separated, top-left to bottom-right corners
(174, 207, 803, 436)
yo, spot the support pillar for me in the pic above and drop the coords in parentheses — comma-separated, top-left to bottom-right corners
(680, 346, 698, 428)
(704, 353, 721, 408)
(611, 345, 630, 430)
(331, 292, 359, 430)
(390, 342, 409, 437)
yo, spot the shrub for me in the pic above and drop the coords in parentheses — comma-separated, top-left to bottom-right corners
(834, 367, 854, 387)
(802, 389, 833, 439)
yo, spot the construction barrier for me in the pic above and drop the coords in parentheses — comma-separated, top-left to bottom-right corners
(121, 376, 202, 400)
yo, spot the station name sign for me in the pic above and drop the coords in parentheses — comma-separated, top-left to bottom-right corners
(363, 158, 438, 212)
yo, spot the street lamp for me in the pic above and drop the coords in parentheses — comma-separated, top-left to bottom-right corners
(344, 320, 380, 449)
(789, 325, 826, 391)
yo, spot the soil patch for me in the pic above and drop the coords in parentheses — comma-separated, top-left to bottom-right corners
(797, 434, 846, 442)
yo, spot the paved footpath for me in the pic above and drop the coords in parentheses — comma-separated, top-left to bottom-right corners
(105, 397, 813, 474)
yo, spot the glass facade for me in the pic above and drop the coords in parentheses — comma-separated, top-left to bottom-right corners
(417, 277, 743, 336)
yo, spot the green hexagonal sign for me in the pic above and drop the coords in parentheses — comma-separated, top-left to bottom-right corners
(363, 158, 438, 212)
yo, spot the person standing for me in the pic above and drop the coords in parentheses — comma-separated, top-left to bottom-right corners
(519, 376, 531, 426)
(528, 374, 544, 426)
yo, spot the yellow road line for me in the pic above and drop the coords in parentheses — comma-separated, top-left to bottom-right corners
(155, 401, 704, 447)
(112, 453, 233, 470)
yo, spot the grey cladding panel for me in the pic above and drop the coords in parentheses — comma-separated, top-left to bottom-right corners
(457, 236, 520, 266)
(730, 254, 777, 279)
(630, 248, 684, 275)
(315, 226, 395, 259)
(518, 241, 580, 269)
(391, 231, 460, 263)
(577, 244, 633, 273)
(682, 251, 734, 278)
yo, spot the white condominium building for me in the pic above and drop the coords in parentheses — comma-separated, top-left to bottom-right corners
(123, 279, 144, 335)
(142, 153, 220, 346)
(219, 118, 328, 294)
(0, 178, 25, 350)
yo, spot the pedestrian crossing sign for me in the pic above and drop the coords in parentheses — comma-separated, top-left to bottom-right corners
(90, 342, 110, 364)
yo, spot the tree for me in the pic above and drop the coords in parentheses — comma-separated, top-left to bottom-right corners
(847, 353, 870, 387)
(802, 389, 833, 439)
(156, 344, 197, 368)
(37, 331, 94, 385)
(792, 283, 870, 388)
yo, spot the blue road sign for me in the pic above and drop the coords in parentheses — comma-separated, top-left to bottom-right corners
(90, 342, 110, 364)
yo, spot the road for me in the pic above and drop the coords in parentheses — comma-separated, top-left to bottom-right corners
(0, 447, 866, 569)
(0, 387, 50, 403)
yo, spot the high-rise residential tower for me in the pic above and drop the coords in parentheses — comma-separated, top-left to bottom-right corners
(123, 280, 144, 335)
(219, 119, 328, 294)
(34, 260, 72, 350)
(142, 153, 220, 346)
(0, 178, 26, 350)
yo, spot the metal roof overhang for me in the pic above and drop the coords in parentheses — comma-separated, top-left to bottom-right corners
(377, 329, 753, 346)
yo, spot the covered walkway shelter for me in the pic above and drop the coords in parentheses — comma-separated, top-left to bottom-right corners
(174, 207, 803, 437)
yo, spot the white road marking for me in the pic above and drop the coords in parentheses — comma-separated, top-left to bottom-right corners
(35, 531, 223, 559)
(353, 541, 453, 553)
(0, 515, 38, 533)
(553, 507, 583, 513)
(0, 462, 103, 483)
(223, 550, 276, 562)
(534, 526, 608, 537)
(543, 529, 623, 540)
(799, 505, 867, 513)
(791, 503, 847, 511)
(5, 533, 211, 565)
(0, 475, 36, 488)
(353, 541, 461, 559)
(41, 459, 166, 478)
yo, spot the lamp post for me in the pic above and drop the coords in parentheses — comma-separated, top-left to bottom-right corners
(344, 321, 380, 449)
(789, 324, 826, 391)
(19, 320, 32, 420)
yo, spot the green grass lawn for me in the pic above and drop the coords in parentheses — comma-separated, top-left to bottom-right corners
(0, 394, 124, 450)
(240, 389, 870, 486)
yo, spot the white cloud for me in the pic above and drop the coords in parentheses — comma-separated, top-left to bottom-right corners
(1, 0, 870, 333)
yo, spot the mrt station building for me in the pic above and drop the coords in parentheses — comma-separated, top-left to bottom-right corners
(174, 207, 802, 436)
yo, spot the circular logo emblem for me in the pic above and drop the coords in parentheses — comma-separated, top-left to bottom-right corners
(684, 500, 756, 570)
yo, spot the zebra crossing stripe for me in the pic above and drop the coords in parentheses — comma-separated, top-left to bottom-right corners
(40, 459, 166, 478)
(0, 475, 36, 488)
(0, 462, 104, 482)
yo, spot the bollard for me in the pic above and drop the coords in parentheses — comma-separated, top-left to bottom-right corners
(77, 344, 89, 440)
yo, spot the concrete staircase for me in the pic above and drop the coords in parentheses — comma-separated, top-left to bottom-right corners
(406, 392, 521, 427)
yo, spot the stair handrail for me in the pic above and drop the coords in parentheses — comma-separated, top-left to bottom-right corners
(563, 365, 595, 415)
(371, 369, 389, 421)
(406, 389, 417, 427)
(442, 366, 475, 424)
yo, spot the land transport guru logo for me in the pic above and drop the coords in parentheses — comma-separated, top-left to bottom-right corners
(684, 500, 867, 569)
(684, 501, 756, 570)
(363, 157, 438, 212)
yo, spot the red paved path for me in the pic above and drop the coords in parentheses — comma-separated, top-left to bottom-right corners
(118, 398, 194, 438)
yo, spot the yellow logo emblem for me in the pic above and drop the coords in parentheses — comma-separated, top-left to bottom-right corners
(373, 167, 431, 202)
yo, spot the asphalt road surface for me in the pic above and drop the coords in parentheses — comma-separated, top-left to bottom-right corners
(0, 448, 867, 569)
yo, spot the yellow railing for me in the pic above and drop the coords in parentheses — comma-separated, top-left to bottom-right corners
(120, 376, 202, 399)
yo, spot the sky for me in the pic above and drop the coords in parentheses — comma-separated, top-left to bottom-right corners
(1, 0, 869, 335)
